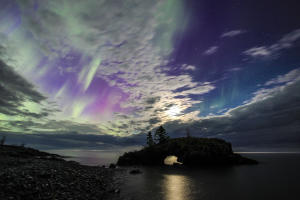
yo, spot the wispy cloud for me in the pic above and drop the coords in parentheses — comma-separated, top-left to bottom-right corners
(157, 68, 300, 149)
(2, 1, 299, 151)
(244, 29, 300, 58)
(221, 30, 246, 38)
(265, 68, 300, 86)
(244, 46, 272, 57)
(0, 131, 144, 150)
(0, 0, 214, 137)
(0, 58, 47, 117)
(203, 46, 218, 55)
(181, 64, 196, 71)
(0, 57, 59, 133)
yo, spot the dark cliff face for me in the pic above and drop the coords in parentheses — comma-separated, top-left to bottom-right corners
(117, 137, 257, 166)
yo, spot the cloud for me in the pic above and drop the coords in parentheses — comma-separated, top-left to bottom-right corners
(181, 64, 196, 71)
(0, 58, 49, 118)
(2, 65, 300, 150)
(264, 68, 300, 86)
(1, 0, 209, 136)
(0, 116, 147, 149)
(221, 30, 246, 38)
(0, 57, 62, 134)
(159, 68, 300, 149)
(0, 0, 208, 138)
(203, 46, 218, 55)
(244, 46, 271, 57)
(227, 67, 242, 72)
(0, 131, 144, 150)
(244, 29, 300, 58)
(0, 1, 299, 152)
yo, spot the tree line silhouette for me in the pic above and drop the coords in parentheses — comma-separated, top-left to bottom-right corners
(146, 126, 193, 146)
(146, 126, 170, 146)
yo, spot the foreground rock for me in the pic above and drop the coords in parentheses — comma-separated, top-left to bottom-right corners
(117, 137, 258, 166)
(0, 145, 121, 200)
(129, 169, 142, 174)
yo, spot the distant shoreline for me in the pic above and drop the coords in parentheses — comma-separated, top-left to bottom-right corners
(236, 152, 300, 154)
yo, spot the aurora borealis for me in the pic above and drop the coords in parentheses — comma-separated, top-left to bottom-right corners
(1, 0, 300, 151)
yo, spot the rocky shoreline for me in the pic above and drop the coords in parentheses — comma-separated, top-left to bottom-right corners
(0, 145, 123, 200)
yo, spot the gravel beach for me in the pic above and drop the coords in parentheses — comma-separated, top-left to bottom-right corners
(0, 145, 123, 200)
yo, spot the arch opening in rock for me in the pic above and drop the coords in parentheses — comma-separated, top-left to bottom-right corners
(164, 155, 183, 166)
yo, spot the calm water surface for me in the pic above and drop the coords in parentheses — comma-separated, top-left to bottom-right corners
(119, 154, 300, 200)
(47, 149, 122, 166)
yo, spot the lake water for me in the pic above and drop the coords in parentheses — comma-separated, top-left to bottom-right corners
(118, 153, 300, 200)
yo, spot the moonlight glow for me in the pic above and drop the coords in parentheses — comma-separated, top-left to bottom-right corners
(166, 106, 182, 117)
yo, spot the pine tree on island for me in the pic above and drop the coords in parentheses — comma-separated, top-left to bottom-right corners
(154, 126, 169, 144)
(146, 131, 155, 146)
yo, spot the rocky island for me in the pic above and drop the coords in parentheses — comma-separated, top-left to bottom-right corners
(117, 137, 258, 166)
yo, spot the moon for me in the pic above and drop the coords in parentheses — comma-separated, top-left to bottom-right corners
(166, 105, 181, 117)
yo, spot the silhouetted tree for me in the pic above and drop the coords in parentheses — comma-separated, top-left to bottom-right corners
(0, 136, 6, 146)
(154, 126, 169, 144)
(146, 131, 155, 146)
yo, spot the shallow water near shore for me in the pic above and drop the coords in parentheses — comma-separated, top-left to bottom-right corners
(46, 149, 122, 166)
(118, 153, 300, 200)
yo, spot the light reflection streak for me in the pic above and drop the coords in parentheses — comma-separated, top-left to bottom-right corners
(163, 174, 193, 200)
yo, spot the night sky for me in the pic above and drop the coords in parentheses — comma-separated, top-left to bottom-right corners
(1, 0, 300, 152)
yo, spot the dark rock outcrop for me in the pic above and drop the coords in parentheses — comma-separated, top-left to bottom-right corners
(129, 169, 142, 174)
(117, 137, 257, 166)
